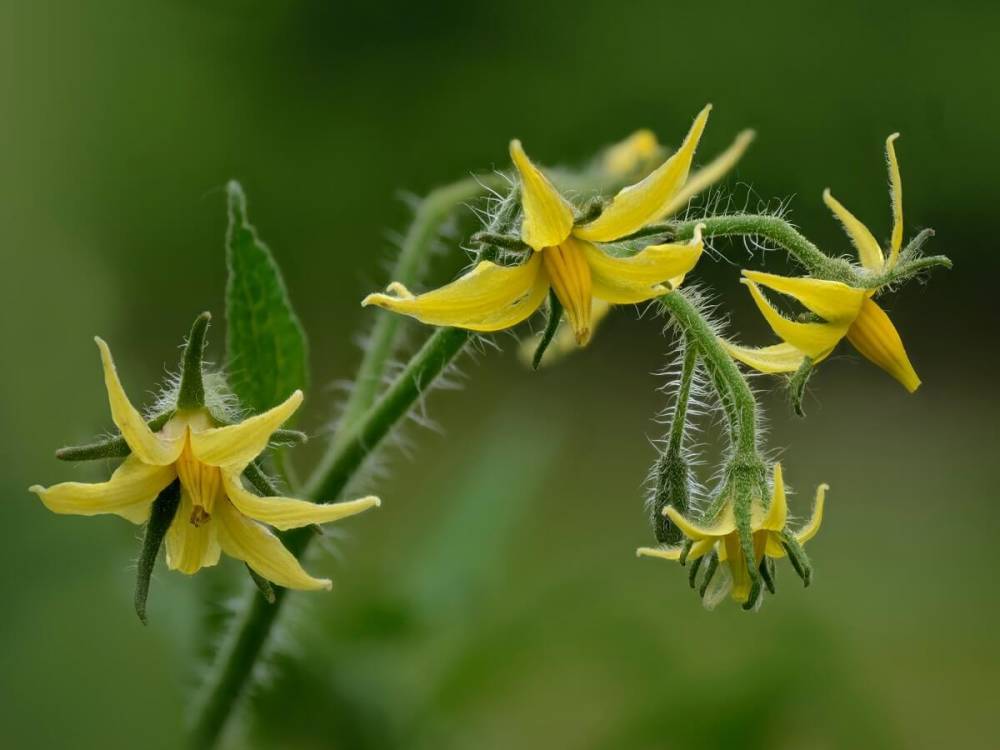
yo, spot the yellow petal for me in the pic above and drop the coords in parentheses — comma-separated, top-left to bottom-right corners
(636, 545, 683, 561)
(96, 338, 183, 466)
(29, 456, 175, 524)
(845, 297, 921, 392)
(657, 129, 756, 220)
(762, 463, 787, 531)
(741, 271, 865, 324)
(222, 471, 380, 531)
(886, 133, 903, 268)
(509, 140, 574, 251)
(215, 500, 331, 591)
(190, 391, 303, 470)
(601, 129, 660, 178)
(765, 533, 786, 559)
(165, 492, 221, 574)
(584, 226, 703, 304)
(689, 538, 716, 561)
(541, 238, 594, 345)
(823, 189, 885, 272)
(664, 504, 735, 541)
(722, 341, 808, 374)
(741, 278, 851, 359)
(724, 533, 752, 603)
(796, 483, 828, 545)
(363, 254, 549, 333)
(574, 104, 712, 242)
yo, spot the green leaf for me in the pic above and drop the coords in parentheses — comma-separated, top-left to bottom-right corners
(225, 181, 309, 415)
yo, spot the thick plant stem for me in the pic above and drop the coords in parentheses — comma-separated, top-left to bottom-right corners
(333, 177, 502, 449)
(188, 327, 470, 749)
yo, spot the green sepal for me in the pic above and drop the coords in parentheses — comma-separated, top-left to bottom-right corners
(531, 291, 564, 370)
(245, 564, 276, 604)
(576, 196, 606, 223)
(687, 551, 704, 588)
(787, 356, 814, 418)
(134, 479, 181, 624)
(698, 552, 719, 598)
(56, 411, 174, 461)
(759, 556, 776, 594)
(744, 578, 764, 611)
(177, 312, 212, 410)
(270, 429, 308, 447)
(469, 231, 529, 253)
(678, 537, 693, 566)
(780, 531, 812, 587)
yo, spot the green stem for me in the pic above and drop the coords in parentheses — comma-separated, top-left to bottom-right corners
(667, 339, 698, 457)
(669, 215, 856, 283)
(188, 327, 469, 749)
(660, 291, 757, 459)
(333, 177, 502, 449)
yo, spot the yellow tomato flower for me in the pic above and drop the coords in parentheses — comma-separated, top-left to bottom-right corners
(523, 126, 756, 365)
(723, 135, 921, 392)
(637, 463, 826, 605)
(30, 338, 379, 591)
(362, 106, 722, 346)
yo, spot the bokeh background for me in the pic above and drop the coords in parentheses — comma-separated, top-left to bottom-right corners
(2, 2, 997, 748)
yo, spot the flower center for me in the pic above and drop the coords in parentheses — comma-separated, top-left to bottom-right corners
(175, 433, 222, 526)
(541, 238, 593, 345)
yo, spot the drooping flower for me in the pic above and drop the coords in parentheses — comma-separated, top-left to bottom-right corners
(30, 338, 379, 590)
(362, 106, 727, 346)
(723, 135, 921, 391)
(637, 463, 826, 606)
(522, 126, 756, 365)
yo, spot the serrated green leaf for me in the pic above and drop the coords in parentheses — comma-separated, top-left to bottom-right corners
(225, 181, 309, 415)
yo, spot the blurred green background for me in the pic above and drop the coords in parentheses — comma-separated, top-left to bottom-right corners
(2, 1, 997, 748)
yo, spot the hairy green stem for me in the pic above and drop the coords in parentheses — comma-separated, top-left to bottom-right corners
(188, 326, 469, 749)
(660, 291, 757, 459)
(667, 339, 698, 456)
(333, 177, 501, 449)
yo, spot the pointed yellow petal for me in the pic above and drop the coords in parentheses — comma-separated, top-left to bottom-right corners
(222, 471, 380, 531)
(664, 504, 735, 541)
(165, 492, 221, 574)
(541, 238, 594, 345)
(584, 226, 703, 304)
(765, 533, 786, 559)
(96, 338, 183, 466)
(189, 391, 303, 470)
(215, 500, 331, 591)
(796, 483, 828, 545)
(741, 271, 865, 324)
(762, 463, 787, 531)
(29, 456, 175, 524)
(724, 533, 752, 603)
(886, 133, 903, 268)
(741, 278, 850, 359)
(689, 538, 716, 561)
(845, 297, 921, 392)
(601, 129, 660, 178)
(722, 341, 807, 373)
(823, 189, 885, 272)
(509, 140, 574, 251)
(635, 545, 683, 561)
(574, 105, 712, 242)
(658, 129, 756, 219)
(363, 254, 549, 333)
